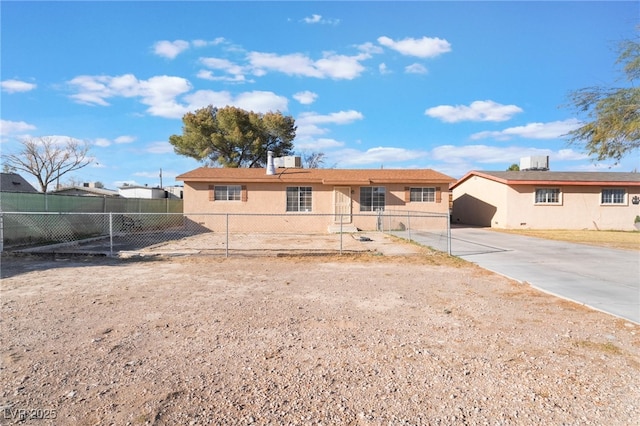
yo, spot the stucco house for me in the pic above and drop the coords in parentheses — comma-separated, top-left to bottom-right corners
(176, 163, 455, 233)
(451, 171, 640, 231)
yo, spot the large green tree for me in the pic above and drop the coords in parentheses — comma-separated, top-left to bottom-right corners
(566, 37, 640, 163)
(169, 105, 296, 167)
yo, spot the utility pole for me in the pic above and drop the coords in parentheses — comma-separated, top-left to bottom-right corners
(159, 168, 163, 188)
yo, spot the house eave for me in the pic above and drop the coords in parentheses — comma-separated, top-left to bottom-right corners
(451, 171, 640, 189)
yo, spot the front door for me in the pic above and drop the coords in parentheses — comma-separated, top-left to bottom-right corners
(333, 187, 352, 223)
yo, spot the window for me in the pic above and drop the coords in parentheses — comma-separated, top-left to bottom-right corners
(410, 187, 435, 202)
(214, 185, 242, 201)
(360, 187, 385, 211)
(535, 188, 560, 204)
(601, 188, 625, 205)
(286, 187, 312, 212)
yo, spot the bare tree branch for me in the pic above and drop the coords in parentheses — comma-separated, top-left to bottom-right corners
(2, 137, 92, 192)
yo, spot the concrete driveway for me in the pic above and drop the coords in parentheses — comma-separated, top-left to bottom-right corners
(407, 227, 639, 323)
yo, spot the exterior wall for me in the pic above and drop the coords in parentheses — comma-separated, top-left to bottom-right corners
(453, 176, 640, 230)
(504, 184, 640, 231)
(119, 187, 166, 199)
(452, 176, 507, 227)
(164, 186, 184, 199)
(183, 182, 451, 233)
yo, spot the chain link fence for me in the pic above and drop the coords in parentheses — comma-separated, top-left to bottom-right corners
(0, 211, 450, 257)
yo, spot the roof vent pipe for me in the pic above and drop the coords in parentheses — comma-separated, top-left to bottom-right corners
(266, 151, 276, 175)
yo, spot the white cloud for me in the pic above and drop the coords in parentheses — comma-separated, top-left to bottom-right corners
(183, 90, 288, 113)
(555, 148, 590, 161)
(197, 70, 248, 83)
(183, 90, 233, 110)
(235, 91, 289, 113)
(470, 118, 581, 140)
(146, 141, 174, 154)
(0, 119, 36, 136)
(153, 40, 190, 59)
(378, 63, 391, 74)
(138, 76, 192, 118)
(431, 144, 550, 164)
(192, 38, 225, 48)
(303, 14, 322, 24)
(378, 36, 451, 58)
(115, 135, 136, 144)
(92, 135, 135, 148)
(298, 110, 364, 125)
(1, 79, 37, 93)
(248, 52, 318, 77)
(405, 63, 428, 74)
(293, 110, 364, 152)
(296, 110, 364, 137)
(248, 51, 369, 80)
(302, 14, 340, 25)
(199, 57, 248, 82)
(334, 146, 428, 166)
(67, 74, 192, 118)
(293, 91, 318, 105)
(426, 100, 523, 123)
(294, 138, 344, 150)
(428, 144, 591, 177)
(357, 42, 384, 55)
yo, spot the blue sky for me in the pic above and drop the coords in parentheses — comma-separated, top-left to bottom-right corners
(1, 1, 638, 190)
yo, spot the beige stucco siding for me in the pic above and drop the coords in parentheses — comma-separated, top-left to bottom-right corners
(504, 185, 640, 230)
(183, 182, 450, 232)
(452, 175, 640, 230)
(452, 176, 507, 226)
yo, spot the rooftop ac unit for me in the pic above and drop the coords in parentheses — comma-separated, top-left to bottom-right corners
(520, 156, 549, 171)
(273, 155, 302, 168)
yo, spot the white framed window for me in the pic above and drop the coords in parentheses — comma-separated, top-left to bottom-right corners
(360, 187, 385, 211)
(214, 185, 242, 201)
(601, 188, 626, 205)
(286, 186, 312, 212)
(535, 188, 561, 204)
(410, 187, 436, 202)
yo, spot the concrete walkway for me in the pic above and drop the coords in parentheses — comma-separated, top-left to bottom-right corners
(405, 227, 639, 323)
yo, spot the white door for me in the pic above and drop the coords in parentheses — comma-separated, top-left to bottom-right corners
(334, 187, 352, 223)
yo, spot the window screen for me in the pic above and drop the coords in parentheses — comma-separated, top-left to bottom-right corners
(286, 187, 312, 211)
(360, 187, 385, 211)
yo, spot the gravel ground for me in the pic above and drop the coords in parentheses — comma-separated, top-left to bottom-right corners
(1, 251, 638, 425)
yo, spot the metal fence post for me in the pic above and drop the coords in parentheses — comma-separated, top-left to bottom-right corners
(109, 212, 114, 256)
(0, 213, 4, 254)
(225, 213, 229, 258)
(407, 211, 412, 243)
(340, 214, 343, 254)
(447, 213, 452, 256)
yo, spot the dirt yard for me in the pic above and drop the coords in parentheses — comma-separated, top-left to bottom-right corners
(1, 245, 639, 425)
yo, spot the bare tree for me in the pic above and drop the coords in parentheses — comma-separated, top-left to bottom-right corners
(2, 137, 92, 192)
(302, 151, 326, 169)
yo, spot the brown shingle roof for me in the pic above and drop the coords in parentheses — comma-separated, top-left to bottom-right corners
(177, 167, 456, 185)
(451, 171, 640, 189)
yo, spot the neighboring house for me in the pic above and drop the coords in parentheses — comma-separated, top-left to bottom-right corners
(164, 185, 184, 199)
(118, 185, 167, 199)
(0, 173, 39, 193)
(451, 171, 640, 231)
(52, 183, 119, 197)
(176, 166, 455, 233)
